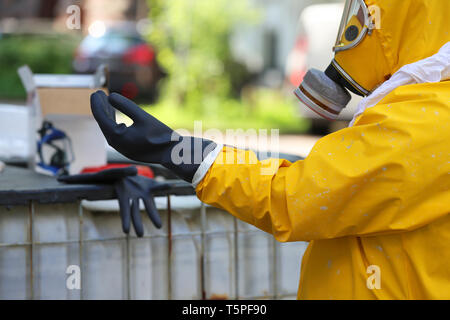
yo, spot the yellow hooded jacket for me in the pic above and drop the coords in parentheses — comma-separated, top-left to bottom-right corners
(196, 0, 450, 299)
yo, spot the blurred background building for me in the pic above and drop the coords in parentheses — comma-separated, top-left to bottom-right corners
(0, 0, 332, 78)
(0, 0, 348, 134)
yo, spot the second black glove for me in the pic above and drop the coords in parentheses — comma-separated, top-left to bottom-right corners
(58, 167, 170, 237)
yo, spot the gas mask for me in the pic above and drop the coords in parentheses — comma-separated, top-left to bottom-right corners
(295, 0, 377, 120)
(295, 0, 450, 120)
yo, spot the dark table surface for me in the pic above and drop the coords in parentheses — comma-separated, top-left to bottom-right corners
(0, 166, 196, 206)
(0, 148, 303, 206)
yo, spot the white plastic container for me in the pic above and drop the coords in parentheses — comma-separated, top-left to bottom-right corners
(0, 104, 29, 162)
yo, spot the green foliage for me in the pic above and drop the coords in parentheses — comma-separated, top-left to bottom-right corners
(145, 0, 309, 133)
(147, 0, 259, 110)
(142, 87, 310, 134)
(0, 35, 78, 100)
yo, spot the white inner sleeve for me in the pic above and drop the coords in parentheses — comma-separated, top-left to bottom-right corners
(191, 144, 224, 188)
(349, 41, 450, 127)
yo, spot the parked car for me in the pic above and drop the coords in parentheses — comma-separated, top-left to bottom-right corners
(286, 2, 362, 133)
(73, 21, 166, 102)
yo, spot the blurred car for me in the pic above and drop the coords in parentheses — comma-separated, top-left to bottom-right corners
(73, 21, 166, 102)
(286, 2, 362, 133)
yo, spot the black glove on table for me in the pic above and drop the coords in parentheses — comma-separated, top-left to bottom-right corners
(90, 91, 217, 183)
(58, 167, 170, 237)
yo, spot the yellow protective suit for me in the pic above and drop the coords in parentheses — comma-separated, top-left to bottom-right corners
(195, 0, 450, 299)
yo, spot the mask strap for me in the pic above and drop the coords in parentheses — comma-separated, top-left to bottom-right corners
(325, 61, 369, 96)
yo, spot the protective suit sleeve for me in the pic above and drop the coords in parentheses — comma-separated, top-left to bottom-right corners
(195, 83, 450, 242)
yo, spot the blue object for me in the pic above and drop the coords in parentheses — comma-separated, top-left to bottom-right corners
(36, 121, 74, 176)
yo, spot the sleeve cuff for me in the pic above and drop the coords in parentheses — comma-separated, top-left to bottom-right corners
(191, 144, 224, 188)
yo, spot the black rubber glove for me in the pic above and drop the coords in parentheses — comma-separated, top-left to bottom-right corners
(90, 91, 217, 183)
(114, 175, 169, 236)
(58, 167, 170, 237)
(58, 166, 137, 184)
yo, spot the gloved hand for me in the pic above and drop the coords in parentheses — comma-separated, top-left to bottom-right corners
(58, 167, 170, 237)
(90, 91, 217, 183)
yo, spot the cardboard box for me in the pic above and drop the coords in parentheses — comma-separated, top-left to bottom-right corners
(18, 65, 110, 175)
(37, 88, 107, 116)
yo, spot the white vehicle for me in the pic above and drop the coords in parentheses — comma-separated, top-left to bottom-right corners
(286, 2, 362, 132)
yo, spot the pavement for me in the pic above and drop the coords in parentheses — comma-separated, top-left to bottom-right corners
(276, 134, 321, 158)
(205, 133, 322, 158)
